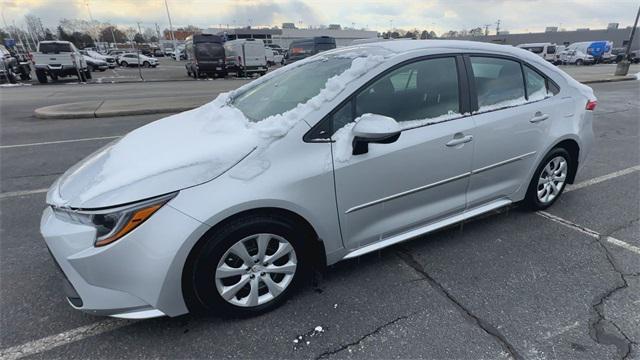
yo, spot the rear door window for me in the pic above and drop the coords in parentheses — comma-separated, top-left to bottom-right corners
(523, 65, 548, 100)
(470, 57, 525, 111)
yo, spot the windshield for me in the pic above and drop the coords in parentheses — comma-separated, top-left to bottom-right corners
(39, 42, 72, 54)
(231, 56, 355, 121)
(195, 43, 223, 59)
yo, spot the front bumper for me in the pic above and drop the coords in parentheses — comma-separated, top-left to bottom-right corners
(40, 201, 208, 318)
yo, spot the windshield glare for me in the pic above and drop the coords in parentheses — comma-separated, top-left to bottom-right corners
(230, 56, 354, 121)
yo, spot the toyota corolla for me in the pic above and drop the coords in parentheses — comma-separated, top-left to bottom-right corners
(41, 40, 595, 319)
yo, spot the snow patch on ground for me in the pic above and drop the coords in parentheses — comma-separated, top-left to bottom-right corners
(0, 83, 32, 87)
(67, 53, 386, 203)
(635, 71, 640, 80)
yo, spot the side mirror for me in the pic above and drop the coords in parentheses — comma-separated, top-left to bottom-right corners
(352, 113, 401, 155)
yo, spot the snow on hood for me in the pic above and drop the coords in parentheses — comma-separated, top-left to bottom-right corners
(50, 52, 387, 209)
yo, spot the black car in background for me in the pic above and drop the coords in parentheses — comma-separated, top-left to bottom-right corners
(184, 34, 226, 78)
(286, 36, 336, 63)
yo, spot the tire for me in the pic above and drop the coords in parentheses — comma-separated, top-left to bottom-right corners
(79, 70, 86, 82)
(524, 147, 572, 211)
(85, 69, 92, 79)
(184, 213, 308, 316)
(88, 64, 95, 72)
(36, 70, 47, 84)
(143, 61, 150, 68)
(575, 59, 583, 66)
(120, 61, 128, 67)
(50, 73, 58, 81)
(7, 68, 17, 84)
(19, 70, 31, 81)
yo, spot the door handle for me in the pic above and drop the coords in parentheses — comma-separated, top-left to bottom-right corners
(530, 112, 549, 123)
(446, 134, 473, 147)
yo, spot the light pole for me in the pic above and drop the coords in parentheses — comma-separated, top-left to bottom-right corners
(615, 4, 640, 76)
(164, 0, 178, 60)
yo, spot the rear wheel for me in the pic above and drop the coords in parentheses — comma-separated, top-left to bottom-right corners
(575, 59, 584, 66)
(525, 147, 572, 210)
(120, 61, 128, 67)
(184, 213, 306, 316)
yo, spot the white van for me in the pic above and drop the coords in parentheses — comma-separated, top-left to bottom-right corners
(224, 39, 268, 77)
(265, 47, 284, 66)
(516, 43, 558, 63)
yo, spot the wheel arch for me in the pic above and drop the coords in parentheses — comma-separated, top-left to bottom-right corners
(179, 206, 326, 312)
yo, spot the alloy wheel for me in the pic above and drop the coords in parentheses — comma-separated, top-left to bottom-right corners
(215, 233, 297, 307)
(537, 156, 568, 204)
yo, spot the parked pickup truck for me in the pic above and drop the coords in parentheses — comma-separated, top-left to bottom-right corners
(33, 41, 91, 83)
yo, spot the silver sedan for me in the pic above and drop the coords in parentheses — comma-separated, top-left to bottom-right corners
(41, 40, 595, 319)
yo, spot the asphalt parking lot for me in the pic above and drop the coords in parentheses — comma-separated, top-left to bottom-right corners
(0, 78, 638, 359)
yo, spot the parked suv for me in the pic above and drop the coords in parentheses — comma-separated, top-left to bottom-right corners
(33, 41, 90, 83)
(42, 40, 595, 319)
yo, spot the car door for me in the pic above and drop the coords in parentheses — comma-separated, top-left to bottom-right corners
(330, 56, 475, 252)
(465, 55, 560, 208)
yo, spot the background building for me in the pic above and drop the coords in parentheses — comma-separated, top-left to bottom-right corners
(205, 25, 377, 48)
(454, 26, 639, 48)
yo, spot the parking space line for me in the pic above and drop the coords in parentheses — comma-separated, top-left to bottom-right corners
(565, 165, 640, 192)
(0, 136, 121, 149)
(537, 211, 639, 255)
(0, 188, 48, 200)
(0, 319, 134, 360)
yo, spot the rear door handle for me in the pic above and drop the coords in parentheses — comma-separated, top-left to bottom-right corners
(530, 112, 549, 123)
(446, 134, 473, 147)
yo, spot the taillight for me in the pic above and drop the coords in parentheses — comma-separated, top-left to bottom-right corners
(586, 100, 597, 111)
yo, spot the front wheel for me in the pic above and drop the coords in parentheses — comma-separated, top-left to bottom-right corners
(143, 61, 150, 68)
(184, 214, 306, 316)
(575, 59, 584, 66)
(120, 61, 128, 67)
(525, 148, 572, 210)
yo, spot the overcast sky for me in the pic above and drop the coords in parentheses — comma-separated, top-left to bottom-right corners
(3, 0, 639, 35)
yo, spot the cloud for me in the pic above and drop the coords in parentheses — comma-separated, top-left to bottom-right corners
(3, 0, 637, 35)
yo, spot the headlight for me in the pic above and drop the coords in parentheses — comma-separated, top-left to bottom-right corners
(52, 193, 176, 247)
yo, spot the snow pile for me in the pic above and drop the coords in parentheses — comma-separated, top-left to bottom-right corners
(65, 53, 386, 203)
(635, 71, 640, 80)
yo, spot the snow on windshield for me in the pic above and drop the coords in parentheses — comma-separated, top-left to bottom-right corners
(69, 52, 387, 203)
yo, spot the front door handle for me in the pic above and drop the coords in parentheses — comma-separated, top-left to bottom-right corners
(446, 134, 473, 147)
(530, 111, 549, 123)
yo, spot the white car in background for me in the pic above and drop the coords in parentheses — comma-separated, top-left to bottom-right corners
(559, 49, 595, 65)
(117, 53, 158, 68)
(85, 49, 116, 68)
(41, 40, 595, 319)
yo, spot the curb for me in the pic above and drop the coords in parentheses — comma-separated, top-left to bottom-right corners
(580, 76, 636, 84)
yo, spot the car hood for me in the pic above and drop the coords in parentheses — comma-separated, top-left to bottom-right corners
(48, 95, 261, 209)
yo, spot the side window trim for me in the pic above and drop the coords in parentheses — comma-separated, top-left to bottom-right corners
(463, 53, 560, 115)
(304, 53, 468, 143)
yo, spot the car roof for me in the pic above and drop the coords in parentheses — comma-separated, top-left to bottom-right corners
(347, 39, 538, 58)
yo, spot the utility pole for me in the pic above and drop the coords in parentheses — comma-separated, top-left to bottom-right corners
(164, 0, 178, 60)
(155, 23, 161, 42)
(615, 4, 640, 76)
(495, 19, 501, 35)
(484, 24, 491, 36)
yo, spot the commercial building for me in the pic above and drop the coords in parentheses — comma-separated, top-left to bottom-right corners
(453, 27, 639, 49)
(205, 26, 378, 48)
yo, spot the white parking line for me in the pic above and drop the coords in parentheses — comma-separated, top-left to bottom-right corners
(537, 211, 639, 255)
(0, 319, 134, 360)
(0, 136, 120, 149)
(0, 188, 48, 200)
(565, 165, 640, 192)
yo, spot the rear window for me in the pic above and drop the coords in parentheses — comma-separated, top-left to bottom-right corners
(195, 43, 224, 59)
(547, 46, 556, 54)
(523, 46, 544, 54)
(39, 42, 72, 54)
